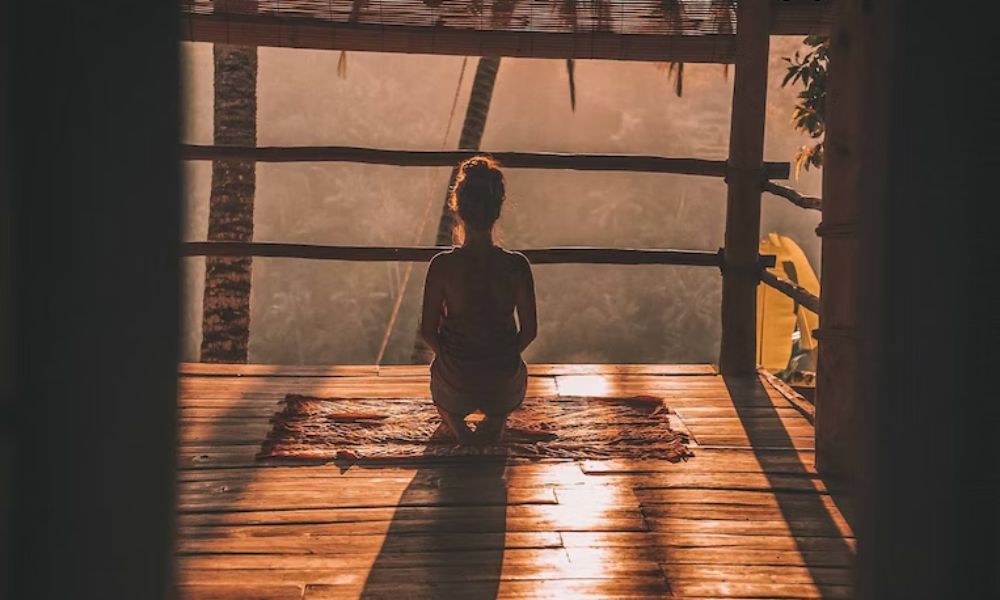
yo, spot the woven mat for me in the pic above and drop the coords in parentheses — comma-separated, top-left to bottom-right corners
(258, 394, 692, 462)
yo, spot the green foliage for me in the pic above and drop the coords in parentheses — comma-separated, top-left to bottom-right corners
(781, 35, 828, 176)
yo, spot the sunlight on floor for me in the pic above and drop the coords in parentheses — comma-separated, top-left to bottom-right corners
(553, 481, 637, 568)
(556, 374, 616, 396)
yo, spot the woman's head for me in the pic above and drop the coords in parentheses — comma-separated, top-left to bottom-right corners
(449, 155, 506, 244)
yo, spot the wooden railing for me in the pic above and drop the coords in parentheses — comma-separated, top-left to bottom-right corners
(183, 241, 778, 269)
(759, 268, 820, 313)
(762, 180, 822, 211)
(184, 152, 816, 364)
(182, 144, 791, 180)
(758, 179, 822, 313)
(184, 1, 794, 376)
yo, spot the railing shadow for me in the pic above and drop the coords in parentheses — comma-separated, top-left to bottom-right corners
(723, 374, 856, 596)
(359, 451, 509, 599)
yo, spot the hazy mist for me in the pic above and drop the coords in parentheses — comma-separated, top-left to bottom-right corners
(180, 37, 823, 365)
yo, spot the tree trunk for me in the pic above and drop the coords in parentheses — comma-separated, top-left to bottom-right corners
(200, 45, 257, 363)
(411, 56, 501, 363)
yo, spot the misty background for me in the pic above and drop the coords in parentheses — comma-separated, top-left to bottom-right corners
(180, 37, 822, 365)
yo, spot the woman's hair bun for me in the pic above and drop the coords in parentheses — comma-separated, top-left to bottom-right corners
(461, 157, 498, 179)
(449, 155, 506, 243)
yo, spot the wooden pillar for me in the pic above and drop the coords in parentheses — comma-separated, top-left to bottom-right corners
(855, 0, 999, 596)
(819, 1, 999, 597)
(719, 0, 771, 375)
(814, 0, 868, 485)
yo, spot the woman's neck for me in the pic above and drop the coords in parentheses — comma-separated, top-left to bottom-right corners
(462, 229, 494, 252)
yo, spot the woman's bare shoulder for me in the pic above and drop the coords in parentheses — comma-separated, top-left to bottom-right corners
(432, 247, 462, 263)
(428, 248, 459, 277)
(497, 248, 532, 275)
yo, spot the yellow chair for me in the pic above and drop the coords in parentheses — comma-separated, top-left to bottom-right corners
(756, 233, 820, 373)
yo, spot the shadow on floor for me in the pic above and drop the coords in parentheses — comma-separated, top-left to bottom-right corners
(359, 450, 509, 599)
(724, 375, 856, 595)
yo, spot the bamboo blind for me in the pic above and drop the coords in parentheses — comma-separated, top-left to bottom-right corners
(183, 1, 739, 37)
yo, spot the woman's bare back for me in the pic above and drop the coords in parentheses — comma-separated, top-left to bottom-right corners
(421, 245, 536, 421)
(438, 246, 523, 320)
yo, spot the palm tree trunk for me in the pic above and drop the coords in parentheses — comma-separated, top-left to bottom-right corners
(200, 45, 257, 363)
(432, 56, 502, 246)
(411, 56, 501, 363)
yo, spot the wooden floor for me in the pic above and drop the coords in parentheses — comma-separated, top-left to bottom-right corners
(175, 364, 855, 599)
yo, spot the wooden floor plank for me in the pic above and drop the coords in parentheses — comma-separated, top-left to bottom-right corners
(302, 579, 673, 599)
(175, 584, 303, 600)
(177, 486, 559, 512)
(177, 565, 854, 588)
(175, 470, 826, 497)
(173, 364, 854, 599)
(178, 504, 648, 530)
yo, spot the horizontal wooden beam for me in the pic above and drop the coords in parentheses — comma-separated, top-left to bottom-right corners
(182, 241, 726, 267)
(181, 13, 736, 64)
(763, 181, 822, 210)
(760, 269, 820, 314)
(181, 145, 791, 180)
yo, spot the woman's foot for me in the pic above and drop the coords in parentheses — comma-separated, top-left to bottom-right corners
(474, 415, 507, 445)
(435, 406, 476, 445)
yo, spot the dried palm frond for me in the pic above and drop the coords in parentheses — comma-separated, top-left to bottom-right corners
(337, 50, 348, 79)
(566, 58, 577, 111)
(653, 0, 684, 96)
(670, 62, 683, 96)
(656, 61, 685, 97)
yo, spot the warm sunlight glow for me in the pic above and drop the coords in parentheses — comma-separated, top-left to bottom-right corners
(555, 479, 630, 536)
(556, 374, 613, 396)
(543, 482, 647, 585)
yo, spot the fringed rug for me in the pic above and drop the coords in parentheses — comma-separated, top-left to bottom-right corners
(258, 394, 692, 462)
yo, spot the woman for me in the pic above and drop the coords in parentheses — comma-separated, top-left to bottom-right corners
(419, 156, 537, 445)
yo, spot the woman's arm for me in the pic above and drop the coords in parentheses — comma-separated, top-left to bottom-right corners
(513, 254, 537, 353)
(419, 255, 446, 355)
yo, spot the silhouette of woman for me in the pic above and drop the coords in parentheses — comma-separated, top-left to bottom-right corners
(419, 156, 537, 445)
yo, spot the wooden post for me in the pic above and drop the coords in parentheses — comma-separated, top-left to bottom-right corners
(719, 0, 771, 375)
(814, 0, 866, 487)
